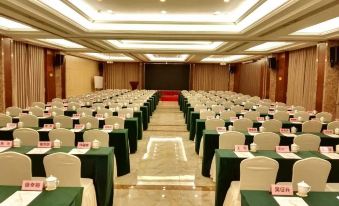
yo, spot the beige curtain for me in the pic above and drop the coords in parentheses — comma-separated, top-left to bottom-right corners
(103, 62, 143, 89)
(287, 46, 317, 110)
(190, 63, 229, 91)
(12, 41, 45, 108)
(238, 61, 262, 96)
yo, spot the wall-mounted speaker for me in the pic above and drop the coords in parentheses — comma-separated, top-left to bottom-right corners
(54, 54, 64, 67)
(329, 46, 339, 68)
(229, 65, 236, 74)
(268, 57, 277, 69)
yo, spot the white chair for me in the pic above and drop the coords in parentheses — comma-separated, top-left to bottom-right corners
(233, 118, 253, 132)
(253, 132, 280, 150)
(0, 114, 12, 127)
(275, 106, 288, 112)
(212, 105, 224, 113)
(77, 108, 93, 116)
(93, 103, 105, 111)
(6, 106, 22, 117)
(13, 128, 39, 146)
(49, 128, 75, 146)
(51, 108, 64, 116)
(105, 116, 125, 129)
(327, 121, 339, 130)
(244, 111, 260, 121)
(223, 101, 234, 109)
(29, 107, 44, 117)
(53, 115, 73, 128)
(200, 111, 215, 119)
(316, 112, 333, 122)
(273, 111, 289, 121)
(32, 102, 45, 109)
(51, 101, 64, 108)
(294, 111, 310, 121)
(210, 132, 245, 182)
(220, 111, 236, 120)
(83, 129, 109, 146)
(0, 152, 32, 185)
(294, 106, 306, 112)
(118, 108, 134, 118)
(262, 119, 282, 132)
(68, 102, 81, 110)
(293, 134, 320, 151)
(231, 105, 244, 113)
(79, 116, 99, 129)
(97, 108, 113, 117)
(256, 106, 269, 114)
(302, 120, 322, 133)
(224, 157, 279, 206)
(52, 98, 63, 102)
(199, 119, 225, 157)
(19, 114, 39, 128)
(43, 153, 97, 206)
(243, 102, 255, 110)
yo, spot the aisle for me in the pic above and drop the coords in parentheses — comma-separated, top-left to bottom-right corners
(114, 101, 215, 206)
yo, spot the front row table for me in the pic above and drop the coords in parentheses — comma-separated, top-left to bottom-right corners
(0, 186, 83, 206)
(214, 149, 339, 206)
(0, 146, 113, 206)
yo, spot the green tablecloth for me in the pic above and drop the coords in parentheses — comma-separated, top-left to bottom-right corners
(186, 107, 194, 129)
(215, 149, 339, 206)
(140, 106, 149, 129)
(202, 130, 339, 177)
(3, 146, 114, 206)
(0, 186, 83, 206)
(241, 191, 339, 206)
(179, 94, 185, 111)
(0, 128, 130, 177)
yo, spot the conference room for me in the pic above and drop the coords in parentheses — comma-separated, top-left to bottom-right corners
(0, 0, 339, 205)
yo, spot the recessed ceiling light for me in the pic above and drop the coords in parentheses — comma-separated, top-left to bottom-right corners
(160, 0, 166, 2)
(0, 16, 37, 31)
(246, 42, 293, 51)
(161, 10, 167, 14)
(145, 54, 189, 62)
(202, 55, 249, 63)
(224, 0, 230, 2)
(38, 39, 85, 49)
(290, 17, 339, 35)
(84, 53, 134, 61)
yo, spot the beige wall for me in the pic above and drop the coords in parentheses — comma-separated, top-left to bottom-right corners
(65, 55, 99, 97)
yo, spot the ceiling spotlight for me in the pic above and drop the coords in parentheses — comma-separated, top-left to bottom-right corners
(161, 10, 167, 14)
(160, 0, 166, 2)
(224, 0, 230, 2)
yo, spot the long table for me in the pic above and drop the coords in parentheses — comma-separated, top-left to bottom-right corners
(241, 190, 339, 206)
(215, 150, 339, 206)
(202, 130, 339, 177)
(0, 128, 130, 177)
(2, 146, 114, 206)
(0, 186, 83, 206)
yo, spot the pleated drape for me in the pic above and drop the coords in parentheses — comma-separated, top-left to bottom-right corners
(238, 61, 262, 96)
(190, 63, 229, 91)
(12, 41, 45, 108)
(103, 62, 143, 89)
(286, 46, 317, 110)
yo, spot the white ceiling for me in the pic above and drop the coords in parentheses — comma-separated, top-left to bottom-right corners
(0, 0, 338, 63)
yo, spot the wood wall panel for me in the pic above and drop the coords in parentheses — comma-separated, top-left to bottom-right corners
(3, 38, 12, 107)
(315, 43, 326, 111)
(275, 52, 289, 103)
(44, 49, 56, 102)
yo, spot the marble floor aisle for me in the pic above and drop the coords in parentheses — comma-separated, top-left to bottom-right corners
(113, 101, 215, 206)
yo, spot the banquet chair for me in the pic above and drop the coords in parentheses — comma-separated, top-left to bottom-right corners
(294, 111, 310, 121)
(293, 134, 320, 151)
(77, 108, 93, 116)
(302, 120, 322, 133)
(105, 116, 125, 129)
(244, 111, 260, 121)
(200, 111, 215, 119)
(80, 116, 99, 129)
(220, 111, 236, 120)
(273, 111, 289, 121)
(51, 101, 64, 108)
(224, 157, 279, 206)
(43, 153, 97, 206)
(327, 121, 339, 130)
(199, 119, 224, 157)
(118, 108, 134, 118)
(49, 128, 75, 146)
(316, 112, 333, 122)
(231, 105, 244, 113)
(253, 132, 280, 150)
(6, 106, 22, 117)
(233, 118, 253, 132)
(194, 105, 207, 112)
(83, 129, 109, 146)
(93, 103, 105, 110)
(29, 107, 44, 117)
(13, 128, 39, 146)
(294, 106, 306, 112)
(0, 114, 12, 127)
(262, 119, 282, 132)
(53, 115, 73, 128)
(32, 102, 45, 109)
(19, 114, 39, 128)
(275, 106, 288, 112)
(0, 152, 32, 185)
(52, 97, 63, 102)
(223, 101, 234, 109)
(97, 108, 113, 117)
(51, 107, 64, 116)
(212, 105, 224, 113)
(68, 102, 81, 110)
(210, 131, 245, 182)
(256, 106, 269, 114)
(243, 102, 255, 110)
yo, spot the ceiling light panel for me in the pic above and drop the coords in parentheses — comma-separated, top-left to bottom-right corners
(246, 42, 293, 51)
(145, 54, 189, 62)
(290, 17, 339, 35)
(84, 53, 135, 61)
(38, 39, 85, 48)
(0, 16, 37, 31)
(201, 55, 250, 63)
(107, 40, 224, 51)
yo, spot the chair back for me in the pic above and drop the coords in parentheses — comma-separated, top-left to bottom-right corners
(223, 101, 234, 109)
(83, 129, 109, 146)
(273, 111, 289, 121)
(262, 119, 282, 132)
(316, 112, 332, 122)
(19, 114, 39, 128)
(97, 108, 113, 117)
(294, 111, 310, 121)
(294, 106, 306, 112)
(244, 111, 260, 121)
(43, 153, 81, 187)
(67, 102, 81, 110)
(13, 128, 39, 146)
(51, 108, 64, 116)
(302, 120, 322, 133)
(200, 111, 215, 119)
(219, 131, 245, 149)
(211, 105, 224, 113)
(52, 98, 63, 102)
(0, 114, 12, 127)
(0, 152, 32, 185)
(118, 108, 134, 118)
(293, 134, 320, 151)
(6, 106, 22, 117)
(51, 101, 64, 108)
(327, 121, 339, 130)
(233, 118, 253, 132)
(53, 115, 73, 128)
(240, 156, 279, 190)
(275, 106, 288, 112)
(231, 105, 244, 113)
(77, 108, 93, 116)
(105, 116, 125, 129)
(32, 102, 45, 109)
(256, 106, 269, 114)
(292, 157, 331, 191)
(220, 111, 236, 120)
(243, 102, 255, 110)
(29, 107, 44, 117)
(79, 116, 99, 128)
(253, 132, 280, 150)
(49, 128, 75, 146)
(205, 119, 224, 130)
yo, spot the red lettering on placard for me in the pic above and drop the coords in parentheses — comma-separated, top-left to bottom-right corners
(22, 180, 44, 191)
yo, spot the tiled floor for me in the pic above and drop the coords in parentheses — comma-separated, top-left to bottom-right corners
(114, 101, 215, 205)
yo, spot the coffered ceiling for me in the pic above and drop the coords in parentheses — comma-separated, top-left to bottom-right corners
(0, 0, 338, 63)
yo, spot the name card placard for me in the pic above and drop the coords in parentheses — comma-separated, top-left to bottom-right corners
(280, 128, 291, 134)
(230, 117, 238, 122)
(320, 146, 334, 153)
(0, 140, 12, 147)
(43, 113, 52, 117)
(256, 117, 265, 122)
(72, 114, 80, 118)
(216, 127, 226, 134)
(247, 128, 258, 133)
(234, 145, 249, 152)
(21, 180, 44, 191)
(74, 124, 85, 130)
(103, 125, 114, 131)
(95, 114, 104, 118)
(43, 124, 54, 129)
(6, 123, 17, 129)
(323, 130, 334, 135)
(38, 141, 52, 148)
(271, 184, 293, 196)
(77, 142, 91, 149)
(276, 146, 290, 153)
(289, 118, 298, 122)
